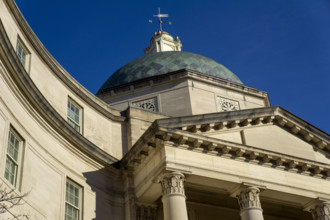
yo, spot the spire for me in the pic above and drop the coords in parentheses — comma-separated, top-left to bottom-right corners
(145, 8, 182, 54)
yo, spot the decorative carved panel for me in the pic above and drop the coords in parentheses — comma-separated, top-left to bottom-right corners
(132, 97, 159, 112)
(217, 96, 240, 112)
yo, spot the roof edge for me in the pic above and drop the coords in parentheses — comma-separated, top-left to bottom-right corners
(3, 0, 125, 122)
(156, 106, 329, 141)
(120, 110, 330, 180)
(0, 19, 119, 165)
(97, 69, 268, 103)
(97, 51, 243, 92)
(155, 106, 330, 155)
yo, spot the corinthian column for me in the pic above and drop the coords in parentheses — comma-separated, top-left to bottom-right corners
(160, 172, 188, 220)
(310, 201, 330, 220)
(237, 186, 264, 220)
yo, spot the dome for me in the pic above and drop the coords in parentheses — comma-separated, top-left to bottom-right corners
(98, 51, 242, 93)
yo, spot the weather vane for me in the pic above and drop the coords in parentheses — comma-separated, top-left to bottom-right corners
(149, 8, 171, 31)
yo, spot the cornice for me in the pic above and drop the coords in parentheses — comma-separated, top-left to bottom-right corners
(121, 122, 160, 170)
(156, 106, 330, 155)
(121, 107, 330, 179)
(0, 19, 118, 165)
(3, 0, 125, 122)
(97, 69, 269, 105)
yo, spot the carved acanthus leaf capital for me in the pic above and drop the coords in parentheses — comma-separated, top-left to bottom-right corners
(310, 201, 330, 220)
(160, 172, 185, 197)
(237, 187, 262, 211)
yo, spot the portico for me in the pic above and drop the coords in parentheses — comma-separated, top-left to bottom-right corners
(122, 111, 330, 220)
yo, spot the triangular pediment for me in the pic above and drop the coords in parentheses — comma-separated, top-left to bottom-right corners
(155, 106, 330, 159)
(122, 106, 329, 179)
(205, 125, 329, 164)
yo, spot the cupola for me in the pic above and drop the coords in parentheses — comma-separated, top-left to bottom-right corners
(144, 31, 182, 54)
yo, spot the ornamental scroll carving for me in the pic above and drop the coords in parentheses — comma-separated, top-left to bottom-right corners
(132, 97, 158, 112)
(311, 202, 330, 220)
(217, 96, 240, 112)
(160, 172, 185, 197)
(237, 187, 262, 211)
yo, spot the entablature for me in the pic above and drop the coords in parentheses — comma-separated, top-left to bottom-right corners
(156, 106, 330, 157)
(121, 106, 330, 179)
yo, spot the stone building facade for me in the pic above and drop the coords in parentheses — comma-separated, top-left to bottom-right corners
(0, 0, 329, 219)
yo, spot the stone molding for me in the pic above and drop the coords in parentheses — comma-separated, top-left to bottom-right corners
(136, 204, 157, 220)
(97, 68, 268, 102)
(156, 107, 329, 157)
(237, 187, 263, 211)
(160, 172, 186, 197)
(3, 0, 124, 122)
(310, 201, 330, 220)
(122, 121, 330, 179)
(167, 129, 329, 179)
(0, 20, 119, 165)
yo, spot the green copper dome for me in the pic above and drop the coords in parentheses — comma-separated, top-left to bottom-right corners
(98, 51, 242, 93)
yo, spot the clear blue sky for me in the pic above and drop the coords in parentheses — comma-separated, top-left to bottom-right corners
(16, 0, 330, 133)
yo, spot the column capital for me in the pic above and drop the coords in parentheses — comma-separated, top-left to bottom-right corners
(160, 172, 185, 197)
(309, 200, 330, 220)
(237, 186, 263, 212)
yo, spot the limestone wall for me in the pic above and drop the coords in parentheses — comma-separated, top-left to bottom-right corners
(127, 107, 167, 149)
(0, 61, 124, 219)
(107, 79, 193, 117)
(0, 0, 128, 218)
(188, 79, 268, 115)
(0, 0, 126, 159)
(203, 124, 330, 164)
(243, 125, 330, 164)
(105, 76, 268, 118)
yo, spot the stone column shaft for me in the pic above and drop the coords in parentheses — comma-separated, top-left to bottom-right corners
(237, 187, 264, 220)
(160, 172, 188, 220)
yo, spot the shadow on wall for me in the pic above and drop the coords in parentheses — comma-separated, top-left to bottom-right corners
(121, 123, 128, 156)
(83, 166, 125, 220)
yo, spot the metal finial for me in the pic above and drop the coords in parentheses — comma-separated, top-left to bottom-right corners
(150, 8, 170, 31)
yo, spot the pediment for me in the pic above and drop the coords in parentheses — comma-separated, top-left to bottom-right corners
(205, 125, 329, 164)
(155, 106, 330, 159)
(122, 106, 329, 179)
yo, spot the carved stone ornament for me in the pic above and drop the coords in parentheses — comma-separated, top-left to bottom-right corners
(310, 202, 330, 220)
(160, 172, 185, 197)
(136, 204, 157, 220)
(237, 187, 262, 211)
(217, 96, 240, 112)
(132, 97, 158, 112)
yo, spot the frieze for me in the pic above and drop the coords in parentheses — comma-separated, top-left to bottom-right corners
(122, 111, 329, 180)
(123, 128, 330, 180)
